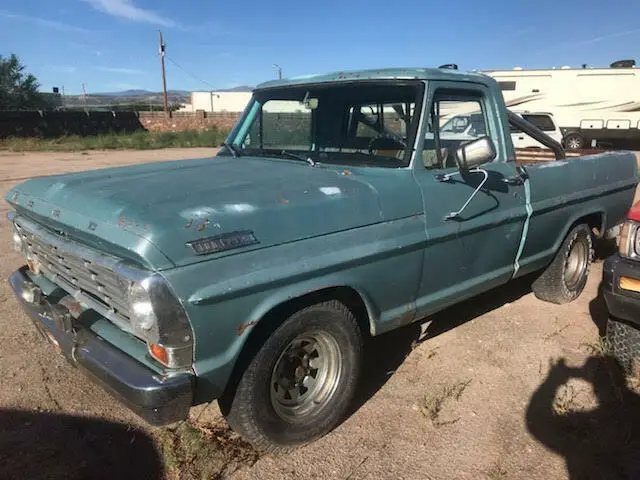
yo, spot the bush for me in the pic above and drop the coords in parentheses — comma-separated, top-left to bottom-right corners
(0, 127, 230, 152)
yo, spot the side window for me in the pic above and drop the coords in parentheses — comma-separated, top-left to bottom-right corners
(522, 114, 555, 132)
(423, 92, 489, 169)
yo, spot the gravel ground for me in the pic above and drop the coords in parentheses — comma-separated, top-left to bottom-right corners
(1, 149, 639, 480)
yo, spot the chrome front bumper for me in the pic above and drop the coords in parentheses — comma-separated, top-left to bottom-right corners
(8, 267, 194, 426)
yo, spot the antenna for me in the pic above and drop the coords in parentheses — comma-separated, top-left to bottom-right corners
(438, 63, 458, 70)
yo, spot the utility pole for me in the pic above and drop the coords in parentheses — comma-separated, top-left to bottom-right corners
(159, 30, 168, 113)
(273, 64, 282, 80)
(81, 82, 88, 112)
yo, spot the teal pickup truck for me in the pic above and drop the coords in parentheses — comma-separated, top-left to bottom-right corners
(5, 67, 638, 451)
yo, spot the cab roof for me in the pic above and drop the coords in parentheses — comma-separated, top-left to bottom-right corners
(255, 67, 494, 90)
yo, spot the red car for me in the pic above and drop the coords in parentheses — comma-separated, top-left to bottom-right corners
(603, 200, 640, 371)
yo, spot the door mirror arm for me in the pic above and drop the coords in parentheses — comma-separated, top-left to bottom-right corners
(437, 168, 490, 220)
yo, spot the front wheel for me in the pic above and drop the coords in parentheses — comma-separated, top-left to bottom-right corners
(606, 317, 640, 374)
(221, 300, 363, 452)
(532, 223, 593, 304)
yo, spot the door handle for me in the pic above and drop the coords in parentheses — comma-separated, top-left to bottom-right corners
(502, 176, 524, 185)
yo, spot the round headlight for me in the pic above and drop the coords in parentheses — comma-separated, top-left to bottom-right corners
(633, 228, 640, 257)
(125, 274, 194, 368)
(128, 280, 159, 337)
(12, 228, 23, 253)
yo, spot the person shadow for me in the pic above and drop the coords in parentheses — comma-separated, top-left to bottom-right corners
(0, 409, 164, 480)
(526, 355, 640, 480)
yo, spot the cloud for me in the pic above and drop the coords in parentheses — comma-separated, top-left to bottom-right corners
(83, 0, 175, 27)
(106, 82, 142, 91)
(218, 52, 233, 58)
(93, 66, 144, 74)
(0, 10, 89, 33)
(48, 66, 78, 74)
(557, 28, 640, 49)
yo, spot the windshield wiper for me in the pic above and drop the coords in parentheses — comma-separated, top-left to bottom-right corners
(280, 150, 316, 167)
(222, 142, 241, 158)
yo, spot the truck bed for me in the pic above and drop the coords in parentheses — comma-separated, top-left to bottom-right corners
(515, 148, 603, 165)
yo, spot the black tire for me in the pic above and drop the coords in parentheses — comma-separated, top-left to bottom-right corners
(221, 300, 363, 452)
(532, 223, 593, 304)
(564, 132, 585, 151)
(606, 316, 640, 374)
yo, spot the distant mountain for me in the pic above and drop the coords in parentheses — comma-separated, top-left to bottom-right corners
(59, 85, 254, 108)
(217, 85, 253, 92)
(94, 89, 191, 97)
(92, 86, 251, 96)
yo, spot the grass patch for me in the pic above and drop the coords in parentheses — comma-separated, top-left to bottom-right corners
(552, 384, 582, 415)
(486, 463, 508, 480)
(155, 420, 260, 480)
(582, 336, 613, 357)
(0, 128, 229, 152)
(420, 379, 472, 427)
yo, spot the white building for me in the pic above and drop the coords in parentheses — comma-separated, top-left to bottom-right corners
(183, 91, 252, 112)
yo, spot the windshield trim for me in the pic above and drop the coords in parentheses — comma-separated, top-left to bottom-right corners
(408, 81, 429, 169)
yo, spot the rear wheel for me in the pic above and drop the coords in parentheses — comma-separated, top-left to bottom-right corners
(606, 317, 640, 374)
(221, 300, 363, 452)
(564, 133, 585, 151)
(532, 223, 593, 304)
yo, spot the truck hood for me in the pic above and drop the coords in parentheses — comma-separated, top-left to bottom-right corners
(5, 156, 384, 269)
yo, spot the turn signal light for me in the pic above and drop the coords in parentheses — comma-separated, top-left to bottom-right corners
(149, 343, 169, 366)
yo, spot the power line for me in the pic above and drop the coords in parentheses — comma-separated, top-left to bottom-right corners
(164, 55, 216, 90)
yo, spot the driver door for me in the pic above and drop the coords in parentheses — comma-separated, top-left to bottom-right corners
(413, 82, 528, 316)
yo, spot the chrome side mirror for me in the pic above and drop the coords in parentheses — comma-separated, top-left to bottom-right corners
(455, 136, 496, 172)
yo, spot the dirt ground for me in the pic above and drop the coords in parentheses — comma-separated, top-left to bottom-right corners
(1, 149, 640, 480)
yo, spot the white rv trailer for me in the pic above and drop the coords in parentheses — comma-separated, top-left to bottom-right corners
(481, 59, 640, 150)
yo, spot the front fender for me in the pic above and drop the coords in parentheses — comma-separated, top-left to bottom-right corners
(163, 217, 425, 404)
(243, 277, 380, 336)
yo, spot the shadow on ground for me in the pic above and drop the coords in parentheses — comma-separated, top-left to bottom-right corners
(0, 409, 163, 480)
(350, 273, 535, 416)
(527, 355, 640, 480)
(589, 285, 610, 337)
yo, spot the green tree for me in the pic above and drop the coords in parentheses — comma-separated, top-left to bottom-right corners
(0, 53, 52, 109)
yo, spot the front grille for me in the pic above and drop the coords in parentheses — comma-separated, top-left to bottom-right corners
(14, 218, 132, 324)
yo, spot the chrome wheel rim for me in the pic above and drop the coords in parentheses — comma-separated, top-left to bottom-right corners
(567, 138, 581, 150)
(564, 238, 588, 289)
(270, 331, 342, 422)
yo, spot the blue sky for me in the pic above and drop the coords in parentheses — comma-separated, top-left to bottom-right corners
(1, 0, 639, 94)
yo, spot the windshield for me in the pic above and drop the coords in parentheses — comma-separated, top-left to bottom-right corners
(223, 81, 423, 168)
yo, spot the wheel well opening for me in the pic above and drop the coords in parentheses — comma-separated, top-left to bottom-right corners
(577, 212, 604, 238)
(219, 286, 372, 413)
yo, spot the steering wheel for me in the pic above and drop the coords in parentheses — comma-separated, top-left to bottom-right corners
(367, 135, 406, 155)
